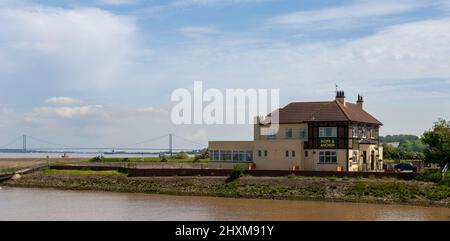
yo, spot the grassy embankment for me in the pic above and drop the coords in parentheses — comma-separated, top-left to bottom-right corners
(89, 156, 209, 164)
(0, 158, 87, 174)
(41, 169, 126, 177)
(4, 168, 449, 207)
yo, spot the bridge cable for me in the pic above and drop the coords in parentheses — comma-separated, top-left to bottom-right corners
(27, 135, 81, 149)
(112, 134, 169, 149)
(171, 134, 206, 148)
(0, 136, 21, 149)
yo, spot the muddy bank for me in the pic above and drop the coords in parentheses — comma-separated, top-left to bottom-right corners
(4, 172, 449, 207)
(0, 158, 88, 174)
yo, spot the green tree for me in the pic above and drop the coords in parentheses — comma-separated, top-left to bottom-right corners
(173, 151, 189, 159)
(421, 118, 450, 169)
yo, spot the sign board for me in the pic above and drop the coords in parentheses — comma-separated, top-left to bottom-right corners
(319, 139, 336, 148)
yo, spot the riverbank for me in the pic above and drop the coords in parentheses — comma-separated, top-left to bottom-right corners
(0, 158, 88, 174)
(4, 171, 449, 207)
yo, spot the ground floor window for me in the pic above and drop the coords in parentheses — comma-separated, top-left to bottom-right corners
(352, 151, 358, 164)
(210, 150, 253, 162)
(319, 150, 337, 163)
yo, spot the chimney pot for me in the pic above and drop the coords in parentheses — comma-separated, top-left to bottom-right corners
(357, 94, 364, 109)
(336, 90, 345, 104)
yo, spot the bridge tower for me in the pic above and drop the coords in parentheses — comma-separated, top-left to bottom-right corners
(22, 134, 27, 153)
(169, 133, 173, 156)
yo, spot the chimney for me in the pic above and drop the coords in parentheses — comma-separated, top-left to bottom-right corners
(336, 90, 345, 105)
(357, 94, 364, 109)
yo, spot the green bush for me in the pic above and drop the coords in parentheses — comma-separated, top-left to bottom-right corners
(173, 151, 189, 159)
(160, 155, 168, 162)
(229, 164, 245, 180)
(414, 169, 442, 183)
(287, 174, 298, 179)
(193, 155, 202, 163)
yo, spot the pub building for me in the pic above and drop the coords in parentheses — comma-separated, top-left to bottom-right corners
(208, 91, 383, 171)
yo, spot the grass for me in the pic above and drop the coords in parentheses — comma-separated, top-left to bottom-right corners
(346, 182, 450, 201)
(41, 169, 127, 177)
(414, 169, 450, 186)
(0, 167, 20, 174)
(88, 157, 209, 164)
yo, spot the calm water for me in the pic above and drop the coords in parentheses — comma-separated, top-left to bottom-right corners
(0, 153, 161, 159)
(0, 187, 449, 221)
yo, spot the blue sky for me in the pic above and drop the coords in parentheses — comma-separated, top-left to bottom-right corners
(1, 0, 450, 148)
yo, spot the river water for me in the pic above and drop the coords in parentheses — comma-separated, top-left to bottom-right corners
(0, 187, 448, 221)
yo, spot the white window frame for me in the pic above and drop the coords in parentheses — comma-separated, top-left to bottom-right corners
(319, 150, 337, 164)
(300, 128, 308, 139)
(319, 127, 337, 138)
(352, 127, 358, 138)
(285, 128, 293, 139)
(352, 151, 358, 164)
(362, 128, 367, 138)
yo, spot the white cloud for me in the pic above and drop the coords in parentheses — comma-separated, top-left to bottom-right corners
(46, 96, 81, 105)
(25, 105, 104, 120)
(173, 0, 269, 7)
(97, 0, 136, 5)
(268, 1, 422, 28)
(0, 6, 142, 92)
(180, 26, 218, 38)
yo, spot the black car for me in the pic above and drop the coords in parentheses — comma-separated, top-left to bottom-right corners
(394, 163, 418, 172)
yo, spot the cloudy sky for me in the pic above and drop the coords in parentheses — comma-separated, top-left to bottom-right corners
(1, 0, 450, 149)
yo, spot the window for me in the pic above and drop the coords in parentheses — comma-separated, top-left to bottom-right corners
(319, 127, 337, 137)
(362, 128, 367, 138)
(370, 128, 375, 139)
(319, 151, 337, 163)
(292, 151, 296, 157)
(210, 150, 253, 162)
(285, 150, 289, 157)
(267, 129, 277, 139)
(285, 128, 293, 138)
(352, 127, 358, 138)
(264, 150, 268, 157)
(352, 151, 358, 164)
(246, 151, 253, 162)
(305, 151, 308, 157)
(220, 151, 232, 161)
(300, 128, 308, 139)
(258, 150, 262, 157)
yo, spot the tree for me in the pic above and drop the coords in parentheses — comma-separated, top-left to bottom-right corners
(421, 118, 450, 169)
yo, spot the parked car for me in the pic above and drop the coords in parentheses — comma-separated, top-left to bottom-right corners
(394, 163, 418, 172)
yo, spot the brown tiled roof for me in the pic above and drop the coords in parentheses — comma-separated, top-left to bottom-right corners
(269, 100, 382, 125)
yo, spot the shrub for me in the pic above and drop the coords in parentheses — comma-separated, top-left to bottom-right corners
(327, 176, 337, 181)
(193, 155, 202, 163)
(174, 151, 189, 159)
(160, 155, 168, 162)
(414, 169, 442, 183)
(287, 174, 298, 179)
(229, 164, 245, 180)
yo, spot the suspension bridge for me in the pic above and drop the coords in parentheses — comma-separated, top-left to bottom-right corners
(0, 134, 207, 154)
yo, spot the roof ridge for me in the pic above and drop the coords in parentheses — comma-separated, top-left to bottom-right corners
(334, 100, 352, 121)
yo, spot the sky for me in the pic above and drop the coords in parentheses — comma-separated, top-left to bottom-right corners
(1, 0, 450, 149)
